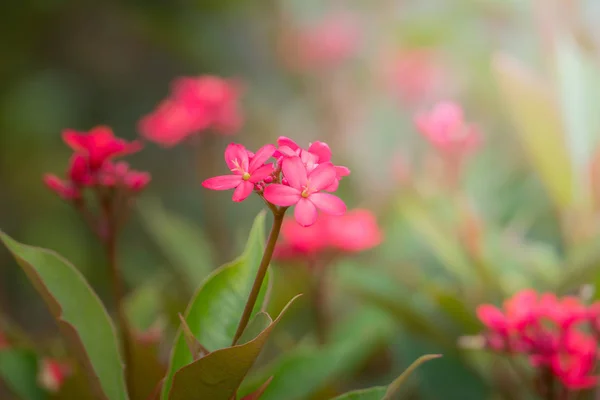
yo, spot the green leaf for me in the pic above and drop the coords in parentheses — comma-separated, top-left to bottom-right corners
(161, 212, 269, 399)
(0, 349, 47, 400)
(383, 354, 442, 399)
(329, 387, 387, 400)
(239, 312, 273, 345)
(330, 354, 441, 400)
(124, 277, 164, 332)
(167, 296, 300, 400)
(493, 52, 574, 209)
(241, 377, 273, 400)
(0, 231, 128, 400)
(241, 307, 396, 400)
(138, 197, 214, 286)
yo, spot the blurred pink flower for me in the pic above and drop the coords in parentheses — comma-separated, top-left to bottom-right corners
(38, 359, 70, 393)
(139, 76, 242, 147)
(415, 101, 481, 154)
(477, 289, 600, 390)
(275, 209, 382, 260)
(202, 143, 275, 202)
(63, 126, 142, 170)
(263, 157, 346, 226)
(43, 175, 81, 200)
(385, 50, 447, 105)
(281, 13, 362, 72)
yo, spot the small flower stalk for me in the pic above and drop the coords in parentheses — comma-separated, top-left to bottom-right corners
(476, 289, 600, 396)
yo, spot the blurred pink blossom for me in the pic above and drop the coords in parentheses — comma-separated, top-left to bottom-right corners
(38, 359, 71, 393)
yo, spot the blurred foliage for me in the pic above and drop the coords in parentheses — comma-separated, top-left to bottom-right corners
(4, 0, 600, 399)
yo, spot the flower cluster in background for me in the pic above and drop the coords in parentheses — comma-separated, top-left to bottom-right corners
(477, 290, 600, 390)
(139, 76, 242, 147)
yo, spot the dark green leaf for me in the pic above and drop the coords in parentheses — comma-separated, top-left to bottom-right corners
(161, 212, 269, 399)
(330, 387, 387, 400)
(167, 296, 300, 400)
(0, 231, 128, 400)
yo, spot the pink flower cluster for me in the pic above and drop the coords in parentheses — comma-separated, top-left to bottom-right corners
(275, 209, 382, 260)
(477, 290, 600, 390)
(44, 126, 150, 200)
(202, 136, 349, 227)
(139, 76, 242, 147)
(415, 101, 481, 155)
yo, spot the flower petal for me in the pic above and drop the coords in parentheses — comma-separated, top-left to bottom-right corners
(232, 180, 254, 202)
(335, 165, 351, 178)
(263, 184, 301, 206)
(249, 164, 274, 183)
(202, 175, 242, 190)
(307, 163, 337, 192)
(224, 143, 249, 173)
(294, 198, 318, 227)
(282, 156, 308, 190)
(309, 192, 346, 215)
(277, 136, 299, 151)
(308, 141, 332, 162)
(249, 144, 276, 172)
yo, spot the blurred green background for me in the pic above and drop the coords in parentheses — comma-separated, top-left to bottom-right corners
(4, 0, 600, 399)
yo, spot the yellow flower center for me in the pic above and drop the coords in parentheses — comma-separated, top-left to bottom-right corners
(242, 172, 251, 181)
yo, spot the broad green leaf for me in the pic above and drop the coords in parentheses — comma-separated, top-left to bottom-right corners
(138, 198, 214, 286)
(0, 349, 47, 400)
(161, 212, 269, 399)
(240, 307, 396, 400)
(167, 296, 299, 400)
(493, 53, 574, 208)
(239, 312, 273, 345)
(0, 231, 128, 400)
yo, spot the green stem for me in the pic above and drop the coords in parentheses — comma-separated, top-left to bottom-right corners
(231, 207, 287, 346)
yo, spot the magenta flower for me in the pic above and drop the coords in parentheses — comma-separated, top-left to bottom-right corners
(202, 143, 275, 202)
(263, 156, 346, 226)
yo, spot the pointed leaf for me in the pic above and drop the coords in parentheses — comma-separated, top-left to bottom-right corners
(383, 354, 441, 399)
(167, 296, 300, 400)
(239, 313, 272, 345)
(330, 387, 387, 400)
(0, 231, 128, 400)
(241, 377, 273, 400)
(493, 52, 574, 208)
(161, 212, 270, 399)
(138, 198, 214, 286)
(0, 349, 47, 400)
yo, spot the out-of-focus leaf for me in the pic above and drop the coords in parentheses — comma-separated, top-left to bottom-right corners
(338, 263, 451, 347)
(0, 231, 127, 400)
(493, 52, 574, 208)
(554, 234, 600, 294)
(161, 212, 269, 399)
(138, 198, 214, 286)
(240, 307, 396, 400)
(554, 34, 600, 206)
(329, 354, 441, 400)
(330, 387, 387, 400)
(241, 377, 273, 400)
(124, 278, 164, 332)
(167, 296, 299, 400)
(130, 337, 166, 400)
(239, 312, 272, 345)
(426, 287, 481, 334)
(398, 196, 472, 282)
(0, 349, 46, 400)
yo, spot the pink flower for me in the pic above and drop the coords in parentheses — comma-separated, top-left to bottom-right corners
(140, 76, 243, 147)
(202, 143, 275, 202)
(138, 99, 203, 148)
(415, 102, 481, 154)
(38, 359, 70, 393)
(97, 161, 151, 192)
(275, 136, 350, 191)
(63, 126, 142, 170)
(327, 209, 382, 252)
(282, 13, 362, 72)
(43, 175, 80, 200)
(263, 156, 346, 226)
(275, 216, 331, 259)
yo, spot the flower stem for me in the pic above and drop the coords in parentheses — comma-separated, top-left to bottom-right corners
(104, 206, 134, 399)
(232, 207, 286, 346)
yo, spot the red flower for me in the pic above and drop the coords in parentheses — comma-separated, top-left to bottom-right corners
(38, 359, 70, 393)
(43, 175, 80, 200)
(63, 126, 142, 170)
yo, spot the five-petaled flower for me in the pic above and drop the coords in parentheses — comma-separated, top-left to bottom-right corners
(202, 143, 275, 202)
(263, 157, 346, 226)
